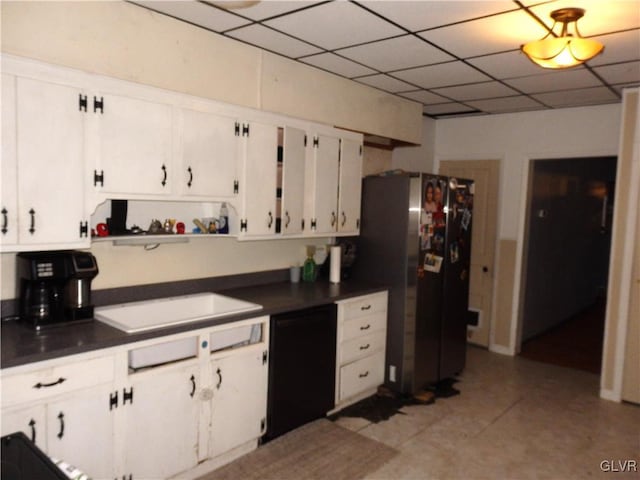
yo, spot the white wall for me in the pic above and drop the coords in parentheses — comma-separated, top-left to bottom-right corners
(391, 116, 437, 173)
(434, 104, 622, 354)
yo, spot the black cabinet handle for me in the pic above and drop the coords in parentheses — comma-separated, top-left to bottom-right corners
(360, 324, 371, 331)
(189, 374, 196, 398)
(268, 211, 273, 228)
(33, 377, 66, 389)
(57, 412, 65, 439)
(359, 343, 370, 350)
(216, 368, 222, 389)
(358, 371, 370, 378)
(187, 167, 193, 188)
(161, 164, 167, 187)
(285, 211, 290, 228)
(28, 419, 36, 444)
(361, 305, 371, 311)
(1, 207, 7, 234)
(28, 208, 36, 234)
(483, 266, 489, 273)
(341, 211, 347, 227)
(331, 211, 336, 227)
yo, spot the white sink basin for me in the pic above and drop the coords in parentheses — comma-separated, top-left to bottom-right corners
(95, 293, 263, 333)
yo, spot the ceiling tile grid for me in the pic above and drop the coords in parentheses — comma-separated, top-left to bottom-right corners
(130, 0, 640, 118)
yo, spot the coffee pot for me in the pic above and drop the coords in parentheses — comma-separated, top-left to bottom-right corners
(17, 251, 99, 329)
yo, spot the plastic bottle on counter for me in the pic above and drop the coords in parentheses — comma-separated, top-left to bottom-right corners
(302, 245, 317, 282)
(218, 202, 229, 234)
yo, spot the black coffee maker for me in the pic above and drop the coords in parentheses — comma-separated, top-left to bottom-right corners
(17, 251, 99, 329)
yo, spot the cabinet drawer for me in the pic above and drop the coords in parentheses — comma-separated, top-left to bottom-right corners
(1, 356, 115, 407)
(341, 292, 387, 321)
(339, 351, 385, 402)
(341, 331, 386, 365)
(342, 311, 386, 341)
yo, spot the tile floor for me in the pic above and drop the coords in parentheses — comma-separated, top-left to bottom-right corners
(333, 347, 640, 480)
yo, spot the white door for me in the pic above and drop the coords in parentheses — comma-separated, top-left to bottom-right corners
(241, 121, 278, 236)
(337, 138, 363, 234)
(209, 349, 268, 458)
(281, 126, 306, 235)
(93, 92, 173, 196)
(439, 160, 500, 347)
(1, 404, 47, 449)
(16, 77, 87, 246)
(1, 73, 18, 247)
(311, 134, 339, 234)
(179, 108, 240, 198)
(46, 384, 114, 479)
(123, 364, 200, 479)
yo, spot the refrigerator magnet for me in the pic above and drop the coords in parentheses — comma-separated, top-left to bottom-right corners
(461, 209, 471, 230)
(450, 242, 460, 263)
(424, 254, 443, 273)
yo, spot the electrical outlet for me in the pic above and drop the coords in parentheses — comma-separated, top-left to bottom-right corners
(389, 365, 396, 382)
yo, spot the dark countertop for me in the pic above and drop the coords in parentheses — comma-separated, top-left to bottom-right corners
(1, 280, 387, 369)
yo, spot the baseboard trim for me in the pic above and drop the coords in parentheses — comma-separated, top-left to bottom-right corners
(599, 387, 621, 403)
(489, 344, 513, 356)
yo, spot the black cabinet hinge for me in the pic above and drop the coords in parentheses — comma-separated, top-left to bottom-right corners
(79, 221, 89, 238)
(109, 391, 118, 411)
(313, 136, 319, 148)
(240, 219, 247, 232)
(2, 208, 8, 235)
(93, 96, 104, 114)
(262, 350, 268, 365)
(242, 123, 250, 137)
(123, 387, 134, 405)
(359, 145, 363, 155)
(301, 218, 305, 231)
(260, 417, 266, 432)
(94, 170, 104, 187)
(78, 94, 88, 112)
(304, 135, 307, 147)
(356, 218, 360, 229)
(233, 180, 239, 194)
(234, 122, 240, 136)
(311, 219, 317, 230)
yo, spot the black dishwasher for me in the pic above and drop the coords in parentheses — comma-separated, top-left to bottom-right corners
(264, 304, 337, 441)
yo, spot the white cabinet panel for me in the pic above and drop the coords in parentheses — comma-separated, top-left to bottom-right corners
(280, 126, 306, 235)
(92, 92, 173, 196)
(179, 108, 240, 199)
(339, 352, 385, 401)
(1, 73, 18, 247)
(338, 138, 363, 234)
(1, 404, 47, 449)
(209, 348, 268, 459)
(310, 134, 340, 234)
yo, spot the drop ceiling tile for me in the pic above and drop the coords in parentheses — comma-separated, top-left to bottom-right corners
(219, 1, 322, 21)
(467, 50, 546, 79)
(359, 1, 517, 33)
(423, 103, 477, 116)
(528, 1, 640, 37)
(432, 81, 519, 101)
(393, 61, 490, 89)
(300, 53, 377, 78)
(466, 95, 545, 113)
(399, 90, 450, 105)
(588, 29, 640, 66)
(593, 61, 640, 85)
(337, 35, 453, 72)
(264, 1, 405, 50)
(504, 69, 603, 94)
(355, 74, 417, 93)
(132, 1, 250, 31)
(532, 86, 620, 107)
(419, 9, 549, 58)
(226, 24, 322, 58)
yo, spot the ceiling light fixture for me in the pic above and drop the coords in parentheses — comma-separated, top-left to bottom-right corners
(521, 8, 604, 69)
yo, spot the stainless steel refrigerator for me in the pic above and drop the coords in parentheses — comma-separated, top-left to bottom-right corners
(352, 173, 474, 394)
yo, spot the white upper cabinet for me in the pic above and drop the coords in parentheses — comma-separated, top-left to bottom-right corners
(178, 107, 240, 199)
(0, 75, 89, 251)
(238, 121, 279, 237)
(337, 138, 363, 234)
(306, 134, 340, 235)
(90, 92, 174, 197)
(279, 126, 306, 235)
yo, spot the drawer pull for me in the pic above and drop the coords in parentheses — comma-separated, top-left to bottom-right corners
(359, 343, 370, 350)
(28, 419, 36, 444)
(361, 305, 371, 311)
(57, 412, 65, 439)
(33, 377, 66, 389)
(216, 367, 223, 390)
(358, 371, 370, 378)
(360, 324, 371, 331)
(189, 374, 196, 398)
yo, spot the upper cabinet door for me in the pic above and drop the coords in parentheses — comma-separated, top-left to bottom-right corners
(280, 127, 306, 235)
(1, 74, 18, 248)
(311, 134, 339, 234)
(92, 92, 173, 196)
(179, 108, 240, 199)
(240, 121, 278, 236)
(337, 138, 363, 234)
(16, 77, 87, 247)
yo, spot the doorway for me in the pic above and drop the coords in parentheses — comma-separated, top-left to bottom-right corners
(519, 156, 617, 374)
